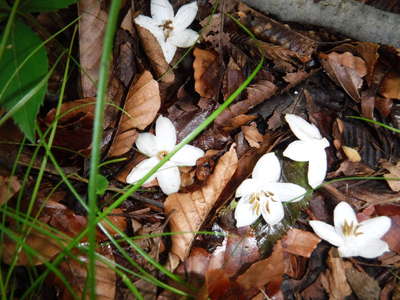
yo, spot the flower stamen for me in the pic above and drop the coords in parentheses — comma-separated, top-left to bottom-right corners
(160, 20, 174, 39)
(341, 220, 363, 237)
(157, 150, 169, 160)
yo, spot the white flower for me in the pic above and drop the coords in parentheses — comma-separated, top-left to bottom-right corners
(283, 114, 330, 189)
(134, 0, 199, 63)
(310, 202, 391, 258)
(234, 152, 306, 227)
(126, 115, 204, 195)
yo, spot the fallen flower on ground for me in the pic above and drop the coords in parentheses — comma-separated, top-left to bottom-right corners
(134, 0, 199, 63)
(234, 152, 306, 227)
(126, 115, 204, 195)
(283, 114, 330, 189)
(310, 201, 391, 258)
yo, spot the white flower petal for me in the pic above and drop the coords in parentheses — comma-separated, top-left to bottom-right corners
(252, 152, 281, 182)
(236, 179, 260, 198)
(263, 182, 306, 203)
(173, 1, 198, 30)
(134, 15, 165, 42)
(285, 114, 322, 141)
(354, 238, 390, 259)
(168, 29, 199, 48)
(338, 242, 362, 258)
(283, 140, 314, 162)
(161, 42, 177, 63)
(135, 133, 159, 157)
(309, 220, 343, 247)
(126, 157, 159, 184)
(155, 116, 176, 151)
(151, 0, 174, 23)
(359, 216, 391, 239)
(307, 148, 327, 189)
(234, 196, 261, 227)
(334, 202, 358, 234)
(260, 197, 284, 226)
(156, 162, 181, 194)
(171, 144, 204, 166)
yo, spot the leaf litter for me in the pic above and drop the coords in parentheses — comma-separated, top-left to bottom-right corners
(2, 0, 400, 299)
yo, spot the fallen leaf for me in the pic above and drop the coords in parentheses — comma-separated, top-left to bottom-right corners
(135, 24, 174, 83)
(320, 248, 352, 300)
(193, 48, 221, 99)
(380, 71, 400, 99)
(345, 265, 380, 300)
(236, 241, 285, 291)
(222, 57, 246, 99)
(342, 145, 362, 162)
(2, 230, 66, 266)
(108, 71, 161, 157)
(320, 52, 367, 102)
(78, 0, 108, 97)
(281, 228, 321, 258)
(0, 175, 20, 205)
(216, 80, 277, 126)
(241, 125, 263, 148)
(57, 246, 116, 300)
(382, 160, 400, 191)
(99, 208, 127, 236)
(164, 145, 238, 270)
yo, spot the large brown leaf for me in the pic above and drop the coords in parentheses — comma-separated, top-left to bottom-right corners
(164, 145, 238, 270)
(0, 175, 20, 205)
(78, 0, 108, 97)
(193, 48, 221, 99)
(56, 246, 116, 300)
(135, 25, 174, 83)
(320, 52, 367, 102)
(108, 71, 161, 157)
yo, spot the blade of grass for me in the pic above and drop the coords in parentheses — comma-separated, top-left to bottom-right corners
(347, 115, 400, 134)
(86, 0, 122, 298)
(0, 0, 20, 61)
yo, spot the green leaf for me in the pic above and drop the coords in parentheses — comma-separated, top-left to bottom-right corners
(19, 0, 78, 12)
(0, 19, 48, 141)
(96, 174, 109, 196)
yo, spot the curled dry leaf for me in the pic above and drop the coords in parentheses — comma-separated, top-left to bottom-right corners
(78, 0, 108, 97)
(135, 24, 174, 83)
(241, 125, 263, 148)
(164, 145, 238, 270)
(320, 52, 367, 102)
(281, 228, 321, 258)
(320, 248, 352, 300)
(57, 245, 116, 300)
(193, 47, 221, 99)
(380, 71, 400, 99)
(236, 241, 285, 291)
(0, 175, 20, 205)
(44, 97, 96, 153)
(382, 161, 400, 192)
(108, 71, 161, 157)
(342, 145, 362, 162)
(216, 80, 277, 126)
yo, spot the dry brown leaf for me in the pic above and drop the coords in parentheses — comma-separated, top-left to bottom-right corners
(345, 265, 380, 300)
(236, 241, 285, 291)
(380, 71, 400, 99)
(99, 208, 127, 236)
(108, 71, 161, 157)
(320, 248, 352, 300)
(0, 175, 20, 205)
(2, 231, 66, 265)
(193, 48, 220, 99)
(216, 80, 277, 126)
(320, 52, 367, 102)
(57, 246, 116, 300)
(382, 161, 400, 192)
(241, 125, 263, 148)
(164, 145, 238, 270)
(135, 24, 174, 83)
(342, 145, 362, 162)
(78, 0, 108, 97)
(281, 228, 321, 258)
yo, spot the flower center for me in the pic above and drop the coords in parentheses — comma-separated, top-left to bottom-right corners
(160, 20, 174, 39)
(341, 220, 363, 237)
(249, 191, 277, 215)
(157, 150, 169, 160)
